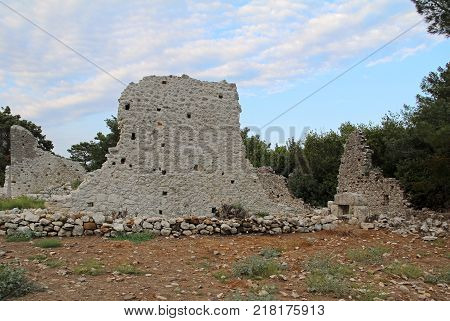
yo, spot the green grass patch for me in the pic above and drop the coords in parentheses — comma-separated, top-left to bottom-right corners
(255, 212, 269, 218)
(28, 255, 63, 268)
(71, 179, 82, 190)
(0, 196, 45, 211)
(6, 231, 34, 242)
(430, 238, 446, 247)
(386, 262, 423, 279)
(34, 239, 62, 248)
(74, 259, 105, 276)
(347, 246, 390, 264)
(226, 284, 278, 301)
(213, 270, 230, 283)
(305, 255, 353, 298)
(115, 263, 143, 275)
(110, 231, 155, 243)
(424, 266, 450, 284)
(354, 286, 388, 301)
(232, 255, 281, 279)
(0, 264, 41, 300)
(259, 247, 282, 259)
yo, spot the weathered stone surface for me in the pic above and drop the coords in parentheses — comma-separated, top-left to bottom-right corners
(83, 222, 97, 230)
(336, 131, 408, 217)
(4, 125, 85, 198)
(64, 75, 310, 217)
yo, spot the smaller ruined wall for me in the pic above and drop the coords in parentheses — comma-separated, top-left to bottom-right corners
(336, 130, 407, 216)
(6, 125, 86, 198)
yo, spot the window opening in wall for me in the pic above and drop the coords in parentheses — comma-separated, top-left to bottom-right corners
(339, 205, 350, 215)
(112, 161, 116, 165)
(230, 180, 235, 184)
(162, 80, 167, 84)
(162, 170, 167, 175)
(87, 202, 94, 207)
(193, 164, 198, 171)
(162, 191, 168, 196)
(159, 210, 163, 214)
(121, 158, 126, 164)
(131, 133, 136, 140)
(211, 207, 217, 214)
(161, 143, 165, 147)
(221, 171, 224, 175)
(125, 103, 130, 110)
(157, 107, 161, 111)
(218, 94, 223, 99)
(187, 113, 191, 119)
(129, 164, 133, 168)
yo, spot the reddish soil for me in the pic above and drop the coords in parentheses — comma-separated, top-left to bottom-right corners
(1, 225, 448, 301)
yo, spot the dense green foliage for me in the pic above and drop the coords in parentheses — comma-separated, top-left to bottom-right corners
(242, 63, 450, 210)
(0, 264, 40, 300)
(412, 0, 450, 37)
(67, 116, 119, 171)
(0, 106, 53, 187)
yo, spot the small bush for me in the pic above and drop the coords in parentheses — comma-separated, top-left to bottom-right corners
(255, 212, 269, 218)
(305, 255, 353, 298)
(28, 255, 47, 263)
(259, 247, 282, 259)
(44, 259, 64, 268)
(0, 264, 40, 300)
(115, 264, 143, 275)
(354, 286, 388, 301)
(232, 255, 281, 279)
(34, 239, 61, 248)
(213, 270, 230, 283)
(227, 285, 278, 301)
(71, 179, 82, 190)
(74, 259, 105, 276)
(6, 231, 34, 242)
(217, 204, 249, 219)
(387, 262, 423, 279)
(347, 246, 390, 264)
(0, 196, 45, 211)
(424, 267, 450, 284)
(110, 232, 155, 243)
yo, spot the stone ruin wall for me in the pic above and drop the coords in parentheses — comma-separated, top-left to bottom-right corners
(335, 130, 408, 217)
(4, 125, 86, 198)
(63, 75, 310, 217)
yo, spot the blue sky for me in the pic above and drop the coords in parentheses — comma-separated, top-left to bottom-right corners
(0, 0, 448, 155)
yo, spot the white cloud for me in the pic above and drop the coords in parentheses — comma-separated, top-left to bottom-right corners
(0, 0, 433, 126)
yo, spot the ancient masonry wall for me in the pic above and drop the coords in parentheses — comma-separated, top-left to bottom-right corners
(5, 125, 86, 198)
(335, 130, 408, 216)
(65, 75, 310, 217)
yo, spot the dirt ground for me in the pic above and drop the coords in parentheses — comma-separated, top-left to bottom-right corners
(0, 225, 448, 301)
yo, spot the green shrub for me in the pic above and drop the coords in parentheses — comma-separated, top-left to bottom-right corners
(71, 179, 82, 190)
(0, 196, 45, 211)
(6, 231, 34, 242)
(213, 270, 230, 283)
(74, 259, 105, 276)
(347, 246, 390, 264)
(259, 247, 282, 259)
(115, 264, 143, 275)
(387, 262, 423, 279)
(34, 239, 61, 248)
(424, 267, 450, 284)
(28, 254, 47, 263)
(232, 255, 281, 279)
(305, 255, 353, 298)
(226, 285, 278, 301)
(110, 232, 155, 243)
(354, 286, 388, 301)
(28, 255, 63, 268)
(255, 212, 269, 218)
(0, 264, 40, 300)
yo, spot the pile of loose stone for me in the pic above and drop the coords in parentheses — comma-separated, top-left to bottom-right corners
(345, 210, 449, 239)
(0, 208, 339, 238)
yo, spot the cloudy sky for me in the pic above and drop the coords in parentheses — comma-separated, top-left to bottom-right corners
(0, 0, 449, 155)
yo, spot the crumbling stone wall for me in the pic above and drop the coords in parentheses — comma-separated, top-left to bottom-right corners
(5, 125, 85, 198)
(65, 75, 310, 217)
(333, 130, 408, 217)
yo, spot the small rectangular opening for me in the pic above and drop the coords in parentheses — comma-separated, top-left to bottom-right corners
(162, 191, 168, 196)
(162, 170, 167, 175)
(87, 202, 94, 207)
(121, 158, 126, 164)
(125, 103, 130, 110)
(211, 207, 217, 214)
(339, 205, 350, 215)
(193, 164, 198, 171)
(161, 80, 167, 84)
(187, 113, 191, 119)
(161, 143, 165, 147)
(230, 180, 235, 184)
(157, 107, 161, 111)
(159, 210, 163, 214)
(131, 133, 136, 140)
(218, 94, 223, 99)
